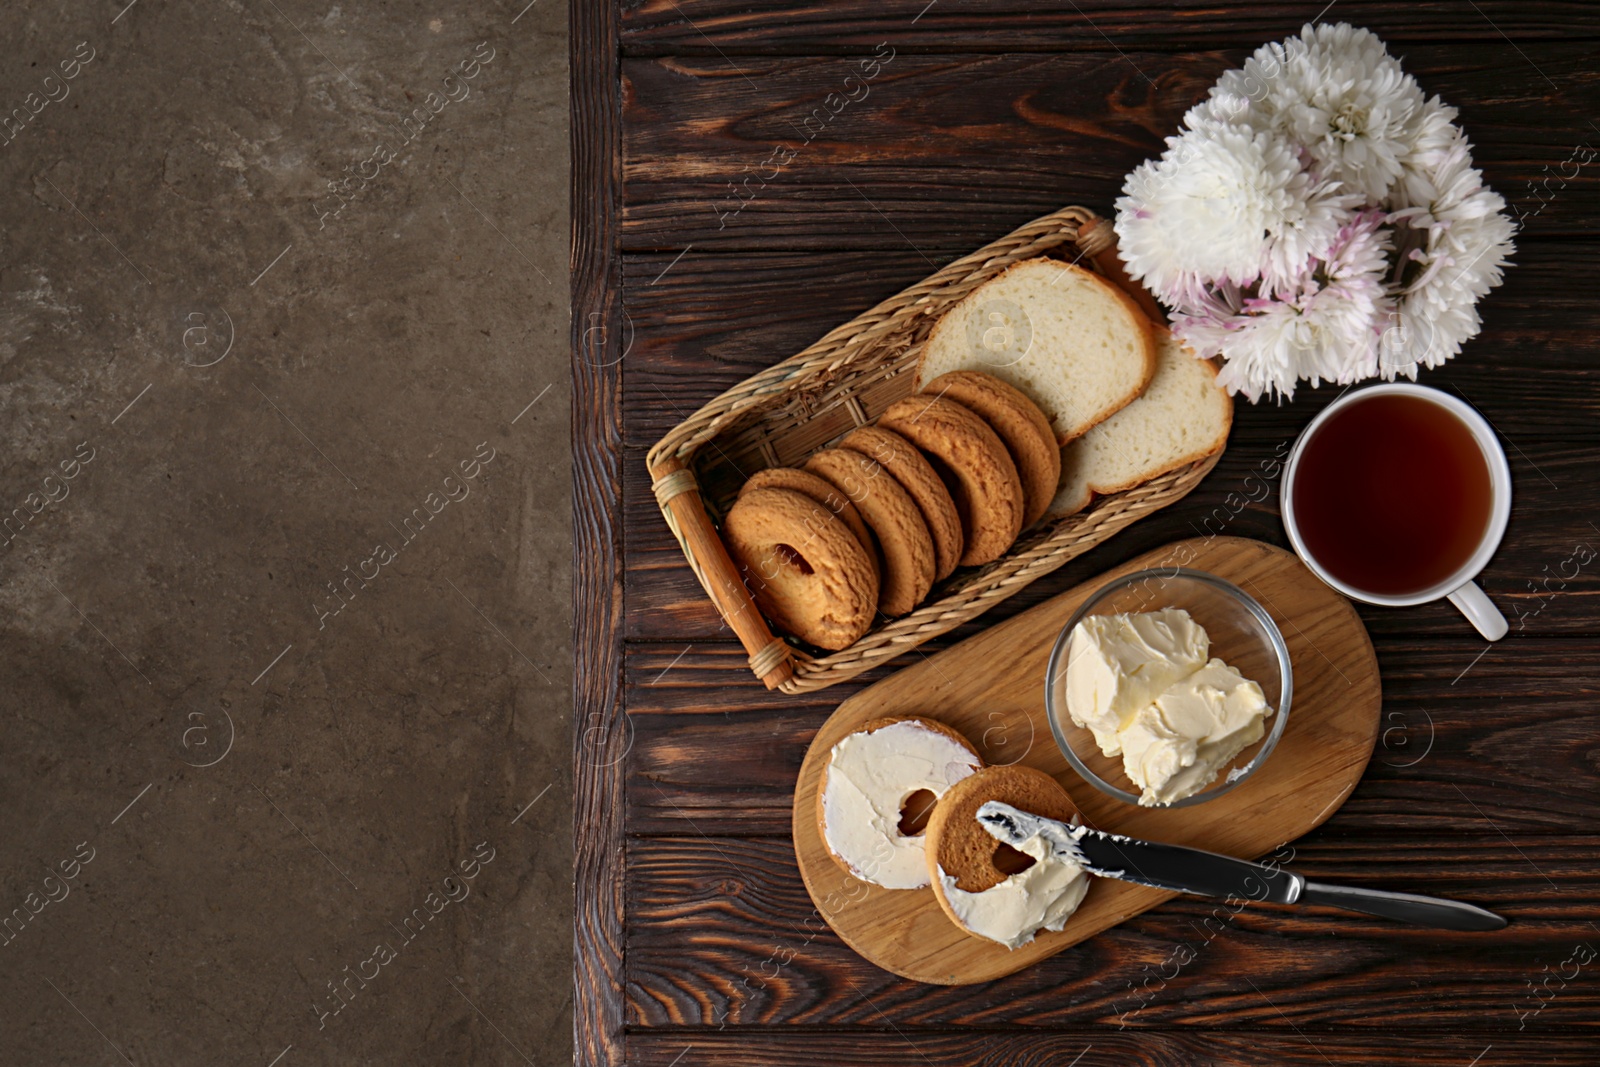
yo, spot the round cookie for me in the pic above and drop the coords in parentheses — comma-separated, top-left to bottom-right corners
(840, 425, 964, 581)
(818, 715, 983, 890)
(804, 448, 935, 617)
(878, 395, 1025, 567)
(927, 765, 1082, 894)
(740, 466, 876, 559)
(925, 765, 1091, 948)
(721, 486, 878, 651)
(922, 370, 1061, 528)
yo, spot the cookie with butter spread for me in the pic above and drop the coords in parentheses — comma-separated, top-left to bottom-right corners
(817, 716, 982, 890)
(925, 765, 1092, 948)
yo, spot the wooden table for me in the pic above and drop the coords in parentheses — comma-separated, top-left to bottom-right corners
(573, 4, 1600, 1063)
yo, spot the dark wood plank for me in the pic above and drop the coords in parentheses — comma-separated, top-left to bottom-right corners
(624, 835, 1600, 1028)
(624, 440, 1600, 643)
(621, 1, 1600, 55)
(624, 1031, 1598, 1066)
(620, 49, 1600, 250)
(619, 244, 1600, 450)
(573, 0, 627, 1063)
(622, 641, 1600, 836)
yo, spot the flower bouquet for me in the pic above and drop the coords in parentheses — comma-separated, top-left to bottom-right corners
(1114, 23, 1516, 400)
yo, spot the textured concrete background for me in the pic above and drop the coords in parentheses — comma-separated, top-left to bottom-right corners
(0, 1, 570, 1065)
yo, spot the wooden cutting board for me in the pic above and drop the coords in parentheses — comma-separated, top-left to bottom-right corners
(791, 536, 1381, 985)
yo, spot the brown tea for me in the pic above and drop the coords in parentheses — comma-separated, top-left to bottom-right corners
(1290, 392, 1493, 597)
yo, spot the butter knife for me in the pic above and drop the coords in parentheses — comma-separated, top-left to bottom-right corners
(976, 802, 1506, 931)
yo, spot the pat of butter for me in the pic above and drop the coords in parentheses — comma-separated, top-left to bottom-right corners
(936, 831, 1090, 950)
(1064, 609, 1275, 805)
(1119, 658, 1273, 807)
(1064, 607, 1210, 757)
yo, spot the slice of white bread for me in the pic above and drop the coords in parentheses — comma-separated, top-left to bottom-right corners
(916, 257, 1156, 444)
(1048, 328, 1233, 518)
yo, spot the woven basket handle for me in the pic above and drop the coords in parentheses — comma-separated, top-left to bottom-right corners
(648, 453, 795, 690)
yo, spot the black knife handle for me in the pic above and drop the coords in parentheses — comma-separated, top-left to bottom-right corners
(1296, 880, 1507, 931)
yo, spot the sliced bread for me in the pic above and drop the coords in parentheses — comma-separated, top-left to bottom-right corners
(916, 257, 1156, 444)
(1047, 328, 1233, 518)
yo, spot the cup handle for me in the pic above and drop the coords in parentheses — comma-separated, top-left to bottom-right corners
(1447, 580, 1508, 641)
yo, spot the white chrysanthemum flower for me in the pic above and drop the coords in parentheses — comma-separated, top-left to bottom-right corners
(1176, 211, 1393, 401)
(1213, 22, 1424, 201)
(1117, 23, 1514, 400)
(1324, 208, 1396, 286)
(1257, 169, 1363, 299)
(1382, 132, 1515, 375)
(1399, 95, 1462, 182)
(1182, 286, 1388, 402)
(1178, 301, 1306, 401)
(1388, 127, 1502, 229)
(1184, 87, 1251, 130)
(1115, 122, 1355, 310)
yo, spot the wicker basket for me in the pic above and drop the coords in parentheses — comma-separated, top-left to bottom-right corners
(646, 206, 1222, 694)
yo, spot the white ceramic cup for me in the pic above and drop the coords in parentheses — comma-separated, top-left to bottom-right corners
(1281, 383, 1512, 641)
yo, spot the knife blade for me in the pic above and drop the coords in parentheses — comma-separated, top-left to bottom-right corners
(975, 802, 1506, 932)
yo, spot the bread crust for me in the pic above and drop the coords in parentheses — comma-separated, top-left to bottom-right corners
(1055, 263, 1159, 444)
(1044, 333, 1233, 519)
(916, 257, 1158, 445)
(1083, 351, 1232, 496)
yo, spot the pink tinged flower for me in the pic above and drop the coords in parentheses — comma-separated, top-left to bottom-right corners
(1114, 122, 1354, 314)
(1176, 211, 1394, 401)
(1118, 22, 1515, 400)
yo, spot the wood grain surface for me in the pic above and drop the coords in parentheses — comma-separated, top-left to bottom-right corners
(572, 1, 626, 1064)
(791, 537, 1380, 984)
(619, 50, 1598, 250)
(626, 836, 1600, 1028)
(620, 2, 1600, 53)
(574, 4, 1600, 1063)
(619, 1032, 1599, 1067)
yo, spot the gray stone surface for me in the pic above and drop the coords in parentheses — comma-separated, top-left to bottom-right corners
(0, 1, 570, 1064)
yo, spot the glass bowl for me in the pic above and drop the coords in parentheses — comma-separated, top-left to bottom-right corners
(1044, 568, 1293, 808)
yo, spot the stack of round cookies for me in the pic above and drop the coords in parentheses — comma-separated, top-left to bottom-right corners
(720, 369, 1059, 650)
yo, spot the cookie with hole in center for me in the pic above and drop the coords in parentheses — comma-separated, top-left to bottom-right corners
(740, 466, 876, 558)
(922, 370, 1061, 528)
(721, 486, 878, 651)
(925, 764, 1092, 949)
(878, 394, 1024, 567)
(817, 715, 983, 890)
(804, 448, 935, 617)
(840, 425, 964, 581)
